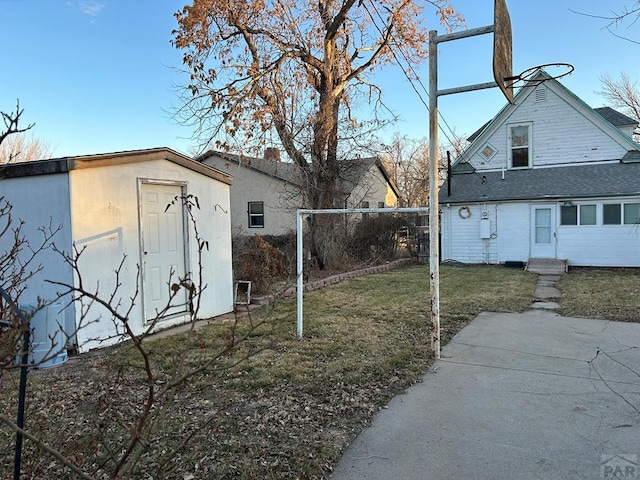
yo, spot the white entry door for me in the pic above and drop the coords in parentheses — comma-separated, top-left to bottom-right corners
(530, 205, 556, 258)
(141, 183, 187, 321)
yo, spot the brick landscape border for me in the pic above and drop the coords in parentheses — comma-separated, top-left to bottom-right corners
(252, 257, 418, 305)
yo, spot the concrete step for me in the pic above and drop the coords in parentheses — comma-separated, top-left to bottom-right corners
(525, 258, 567, 275)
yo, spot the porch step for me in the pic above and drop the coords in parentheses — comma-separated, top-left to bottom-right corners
(525, 258, 567, 275)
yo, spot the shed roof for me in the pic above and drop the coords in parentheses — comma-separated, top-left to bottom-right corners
(1, 147, 233, 185)
(440, 161, 640, 204)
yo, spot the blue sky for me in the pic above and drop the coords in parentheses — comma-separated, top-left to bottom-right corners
(1, 0, 637, 158)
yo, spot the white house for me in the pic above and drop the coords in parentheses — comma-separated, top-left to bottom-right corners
(199, 150, 400, 236)
(0, 148, 234, 352)
(440, 70, 640, 267)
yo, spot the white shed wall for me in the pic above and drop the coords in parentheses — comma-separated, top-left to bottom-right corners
(69, 159, 233, 351)
(0, 172, 73, 299)
(0, 173, 76, 335)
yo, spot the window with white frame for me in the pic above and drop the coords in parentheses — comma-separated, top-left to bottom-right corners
(248, 201, 264, 228)
(560, 204, 596, 226)
(603, 204, 622, 225)
(480, 143, 497, 161)
(624, 203, 640, 224)
(508, 123, 532, 168)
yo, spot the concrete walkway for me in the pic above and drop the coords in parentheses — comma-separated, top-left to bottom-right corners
(331, 269, 640, 479)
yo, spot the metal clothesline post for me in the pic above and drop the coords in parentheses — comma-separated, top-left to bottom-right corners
(296, 207, 429, 339)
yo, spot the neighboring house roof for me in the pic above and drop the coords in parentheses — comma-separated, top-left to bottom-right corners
(441, 161, 640, 204)
(197, 150, 300, 185)
(197, 150, 400, 198)
(594, 107, 638, 128)
(1, 147, 233, 185)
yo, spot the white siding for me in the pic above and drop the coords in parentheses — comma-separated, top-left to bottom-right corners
(69, 159, 233, 351)
(0, 173, 74, 301)
(469, 85, 632, 171)
(442, 202, 531, 264)
(495, 203, 531, 262)
(556, 198, 640, 267)
(443, 198, 640, 267)
(0, 173, 76, 336)
(442, 204, 492, 264)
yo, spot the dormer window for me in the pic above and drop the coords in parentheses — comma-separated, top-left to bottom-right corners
(508, 122, 532, 168)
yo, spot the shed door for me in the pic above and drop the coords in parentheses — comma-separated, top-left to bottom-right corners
(141, 184, 187, 321)
(530, 205, 556, 258)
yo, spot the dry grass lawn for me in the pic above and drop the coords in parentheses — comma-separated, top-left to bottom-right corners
(0, 264, 553, 479)
(560, 267, 640, 322)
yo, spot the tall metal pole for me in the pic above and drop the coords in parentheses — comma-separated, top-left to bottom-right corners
(428, 30, 441, 359)
(296, 211, 304, 338)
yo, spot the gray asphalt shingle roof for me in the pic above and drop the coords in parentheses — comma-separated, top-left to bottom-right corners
(199, 150, 398, 197)
(440, 161, 640, 204)
(594, 107, 638, 127)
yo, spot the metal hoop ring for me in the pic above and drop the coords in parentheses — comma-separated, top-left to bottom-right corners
(506, 63, 575, 88)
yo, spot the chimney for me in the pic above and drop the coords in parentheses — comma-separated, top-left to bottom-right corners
(264, 147, 281, 162)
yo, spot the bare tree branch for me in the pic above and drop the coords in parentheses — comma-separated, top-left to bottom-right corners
(0, 100, 34, 148)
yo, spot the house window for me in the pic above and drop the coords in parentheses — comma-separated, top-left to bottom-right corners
(560, 204, 596, 226)
(508, 123, 532, 168)
(603, 204, 622, 225)
(248, 201, 264, 228)
(560, 205, 577, 225)
(624, 203, 640, 224)
(378, 201, 385, 208)
(480, 144, 497, 161)
(580, 205, 597, 225)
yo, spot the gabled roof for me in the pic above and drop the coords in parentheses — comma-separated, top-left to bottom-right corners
(198, 150, 400, 198)
(441, 161, 640, 204)
(456, 70, 640, 167)
(1, 147, 233, 185)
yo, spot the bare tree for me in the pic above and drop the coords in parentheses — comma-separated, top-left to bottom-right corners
(1, 101, 34, 149)
(0, 195, 276, 479)
(599, 73, 640, 141)
(573, 2, 640, 43)
(380, 133, 465, 208)
(172, 0, 463, 267)
(0, 133, 55, 164)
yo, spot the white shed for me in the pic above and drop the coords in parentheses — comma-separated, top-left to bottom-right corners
(0, 148, 234, 352)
